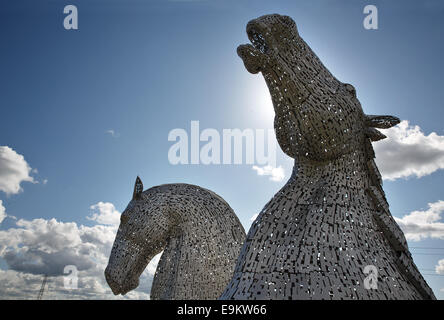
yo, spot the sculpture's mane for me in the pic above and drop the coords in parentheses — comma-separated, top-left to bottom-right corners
(141, 183, 240, 229)
(143, 183, 233, 210)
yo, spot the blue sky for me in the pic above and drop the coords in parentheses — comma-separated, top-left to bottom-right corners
(1, 0, 444, 299)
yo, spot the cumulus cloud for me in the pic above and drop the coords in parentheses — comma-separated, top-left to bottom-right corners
(0, 200, 6, 224)
(436, 259, 444, 275)
(0, 203, 156, 299)
(394, 200, 444, 241)
(0, 268, 150, 300)
(0, 146, 35, 195)
(252, 165, 285, 182)
(87, 202, 121, 226)
(3, 248, 95, 277)
(374, 121, 444, 181)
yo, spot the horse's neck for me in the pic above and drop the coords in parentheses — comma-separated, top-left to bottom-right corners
(151, 228, 212, 299)
(289, 149, 372, 196)
(150, 234, 183, 299)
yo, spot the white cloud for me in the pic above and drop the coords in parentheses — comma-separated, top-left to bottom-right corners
(0, 200, 6, 224)
(0, 146, 35, 195)
(87, 202, 121, 226)
(0, 203, 155, 299)
(0, 268, 150, 300)
(394, 200, 444, 241)
(374, 121, 444, 181)
(436, 259, 444, 275)
(105, 130, 120, 138)
(252, 165, 285, 182)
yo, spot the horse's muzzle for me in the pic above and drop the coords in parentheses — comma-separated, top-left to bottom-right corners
(104, 268, 122, 295)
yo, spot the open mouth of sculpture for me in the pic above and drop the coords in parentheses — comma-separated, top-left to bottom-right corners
(247, 28, 269, 54)
(237, 24, 270, 74)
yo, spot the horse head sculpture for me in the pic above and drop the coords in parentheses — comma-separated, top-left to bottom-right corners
(105, 177, 245, 299)
(237, 14, 399, 163)
(221, 14, 435, 300)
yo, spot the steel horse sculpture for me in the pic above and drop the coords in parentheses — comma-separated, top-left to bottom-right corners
(221, 14, 435, 300)
(105, 14, 435, 300)
(105, 177, 245, 299)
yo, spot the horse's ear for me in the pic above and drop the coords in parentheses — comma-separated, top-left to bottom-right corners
(365, 115, 400, 129)
(132, 176, 143, 200)
(364, 114, 400, 142)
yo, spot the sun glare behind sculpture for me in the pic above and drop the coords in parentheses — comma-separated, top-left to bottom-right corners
(247, 78, 275, 123)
